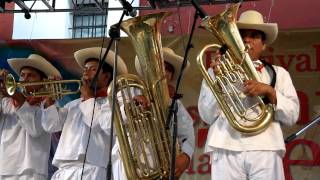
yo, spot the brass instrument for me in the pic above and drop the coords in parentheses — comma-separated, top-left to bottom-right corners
(197, 3, 273, 134)
(3, 73, 80, 99)
(108, 12, 173, 179)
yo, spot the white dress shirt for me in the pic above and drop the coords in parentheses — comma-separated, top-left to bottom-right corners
(0, 98, 50, 179)
(198, 61, 300, 156)
(41, 97, 113, 168)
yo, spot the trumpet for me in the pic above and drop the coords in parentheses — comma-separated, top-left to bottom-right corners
(1, 73, 81, 99)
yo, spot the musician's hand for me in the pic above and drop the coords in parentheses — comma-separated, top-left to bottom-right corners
(244, 80, 277, 104)
(132, 95, 150, 109)
(44, 75, 62, 108)
(174, 153, 190, 179)
(209, 50, 222, 75)
(11, 92, 26, 108)
(80, 79, 94, 101)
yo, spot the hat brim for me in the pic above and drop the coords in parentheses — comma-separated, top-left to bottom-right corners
(135, 51, 190, 83)
(8, 57, 61, 78)
(74, 47, 128, 75)
(163, 51, 190, 82)
(237, 22, 278, 45)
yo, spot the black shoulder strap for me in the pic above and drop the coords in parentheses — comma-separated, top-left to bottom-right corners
(261, 60, 277, 104)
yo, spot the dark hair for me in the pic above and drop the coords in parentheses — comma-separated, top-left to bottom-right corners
(239, 29, 266, 42)
(164, 61, 175, 75)
(20, 66, 47, 80)
(84, 58, 114, 84)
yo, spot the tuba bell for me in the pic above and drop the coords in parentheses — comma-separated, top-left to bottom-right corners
(108, 12, 174, 179)
(197, 3, 273, 134)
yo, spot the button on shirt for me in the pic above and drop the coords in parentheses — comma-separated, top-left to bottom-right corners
(198, 61, 300, 156)
(41, 97, 113, 168)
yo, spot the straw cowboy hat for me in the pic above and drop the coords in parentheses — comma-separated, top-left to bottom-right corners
(135, 47, 190, 82)
(74, 47, 128, 75)
(237, 10, 278, 45)
(8, 54, 61, 78)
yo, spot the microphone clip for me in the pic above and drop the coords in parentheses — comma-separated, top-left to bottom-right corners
(119, 0, 137, 17)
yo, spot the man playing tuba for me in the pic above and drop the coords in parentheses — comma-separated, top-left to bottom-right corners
(198, 10, 300, 180)
(112, 47, 195, 180)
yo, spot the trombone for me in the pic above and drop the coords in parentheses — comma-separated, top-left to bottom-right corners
(1, 73, 81, 99)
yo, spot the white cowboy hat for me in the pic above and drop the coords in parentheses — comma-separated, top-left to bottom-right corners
(74, 47, 128, 75)
(135, 47, 190, 82)
(237, 10, 278, 45)
(8, 54, 61, 78)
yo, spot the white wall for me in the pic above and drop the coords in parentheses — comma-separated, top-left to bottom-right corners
(107, 0, 140, 37)
(12, 0, 140, 39)
(12, 0, 72, 39)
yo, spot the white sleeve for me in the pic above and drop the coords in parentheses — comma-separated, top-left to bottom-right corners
(41, 102, 67, 132)
(98, 100, 113, 135)
(198, 69, 222, 125)
(98, 88, 141, 136)
(80, 98, 114, 133)
(15, 101, 45, 137)
(79, 98, 100, 129)
(176, 100, 195, 159)
(273, 67, 300, 126)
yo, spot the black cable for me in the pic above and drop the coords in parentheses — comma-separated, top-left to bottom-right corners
(167, 1, 208, 179)
(285, 115, 320, 144)
(105, 40, 120, 180)
(79, 4, 109, 178)
(80, 83, 98, 180)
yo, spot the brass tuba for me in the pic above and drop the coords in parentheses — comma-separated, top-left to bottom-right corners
(108, 12, 173, 179)
(197, 3, 273, 134)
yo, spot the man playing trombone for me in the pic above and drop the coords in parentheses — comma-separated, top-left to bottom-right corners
(0, 54, 61, 180)
(41, 47, 128, 180)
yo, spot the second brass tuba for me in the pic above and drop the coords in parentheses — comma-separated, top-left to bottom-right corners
(197, 3, 273, 134)
(108, 12, 173, 179)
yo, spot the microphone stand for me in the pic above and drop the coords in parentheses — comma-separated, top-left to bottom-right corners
(285, 115, 320, 144)
(97, 3, 134, 180)
(90, 11, 125, 90)
(165, 1, 207, 179)
(106, 38, 120, 180)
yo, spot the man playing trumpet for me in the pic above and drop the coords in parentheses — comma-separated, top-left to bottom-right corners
(41, 47, 128, 180)
(0, 54, 61, 180)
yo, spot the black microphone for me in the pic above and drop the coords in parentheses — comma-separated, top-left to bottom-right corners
(119, 0, 137, 17)
(190, 0, 207, 19)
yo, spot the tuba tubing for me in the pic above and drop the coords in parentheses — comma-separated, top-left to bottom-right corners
(108, 12, 175, 179)
(197, 3, 273, 134)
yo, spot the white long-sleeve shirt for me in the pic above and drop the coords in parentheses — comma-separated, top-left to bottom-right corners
(198, 62, 300, 156)
(41, 97, 113, 168)
(0, 98, 51, 177)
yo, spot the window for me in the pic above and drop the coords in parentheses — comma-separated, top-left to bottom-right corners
(71, 1, 109, 38)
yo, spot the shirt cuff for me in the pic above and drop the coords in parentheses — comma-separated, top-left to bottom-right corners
(181, 142, 194, 159)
